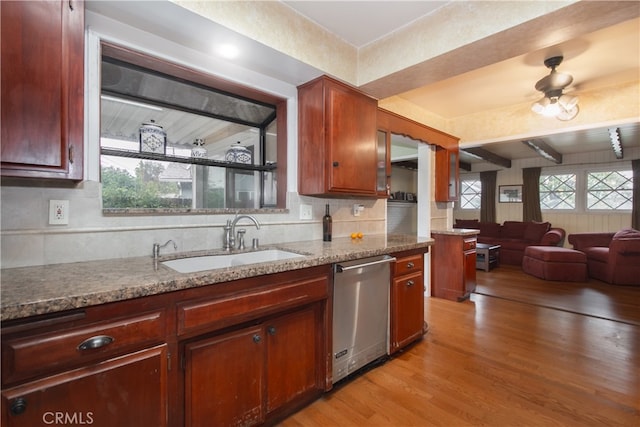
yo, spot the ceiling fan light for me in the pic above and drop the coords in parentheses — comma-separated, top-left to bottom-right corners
(541, 98, 562, 117)
(558, 94, 578, 110)
(531, 97, 549, 114)
(556, 104, 579, 121)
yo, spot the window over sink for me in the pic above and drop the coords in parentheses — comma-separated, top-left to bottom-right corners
(99, 43, 287, 213)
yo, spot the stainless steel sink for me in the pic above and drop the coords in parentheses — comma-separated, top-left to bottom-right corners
(162, 249, 306, 273)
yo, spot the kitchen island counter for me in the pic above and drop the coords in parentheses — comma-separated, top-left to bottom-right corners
(1, 234, 432, 321)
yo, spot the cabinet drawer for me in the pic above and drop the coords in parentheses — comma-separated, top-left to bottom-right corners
(395, 254, 423, 276)
(2, 310, 166, 385)
(178, 276, 329, 336)
(463, 238, 477, 251)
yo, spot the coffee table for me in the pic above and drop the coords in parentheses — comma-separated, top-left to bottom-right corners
(476, 243, 500, 271)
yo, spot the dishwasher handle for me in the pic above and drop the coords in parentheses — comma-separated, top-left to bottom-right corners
(335, 256, 397, 272)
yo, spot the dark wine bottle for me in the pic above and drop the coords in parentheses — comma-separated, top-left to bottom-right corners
(323, 204, 332, 242)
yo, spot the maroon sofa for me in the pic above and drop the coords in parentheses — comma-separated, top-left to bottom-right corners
(567, 228, 640, 285)
(454, 219, 566, 265)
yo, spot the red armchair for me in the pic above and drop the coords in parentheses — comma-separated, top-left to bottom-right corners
(568, 228, 640, 285)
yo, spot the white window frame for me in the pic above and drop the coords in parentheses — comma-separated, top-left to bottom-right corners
(540, 163, 633, 213)
(585, 166, 633, 213)
(458, 174, 481, 211)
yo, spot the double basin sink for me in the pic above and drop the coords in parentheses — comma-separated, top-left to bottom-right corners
(163, 249, 307, 273)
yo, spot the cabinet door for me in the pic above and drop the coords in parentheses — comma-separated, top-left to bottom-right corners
(1, 0, 84, 180)
(184, 325, 264, 427)
(266, 306, 320, 413)
(376, 129, 391, 197)
(464, 250, 477, 294)
(434, 147, 459, 202)
(325, 81, 378, 195)
(1, 345, 168, 427)
(391, 272, 424, 352)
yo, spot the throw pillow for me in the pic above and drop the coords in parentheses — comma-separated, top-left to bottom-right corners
(503, 221, 528, 239)
(524, 221, 551, 242)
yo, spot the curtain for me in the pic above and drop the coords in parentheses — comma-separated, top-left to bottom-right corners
(633, 159, 640, 230)
(522, 167, 542, 222)
(480, 170, 496, 223)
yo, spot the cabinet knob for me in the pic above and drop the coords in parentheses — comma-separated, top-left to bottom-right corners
(406, 280, 415, 287)
(10, 397, 27, 415)
(253, 334, 262, 343)
(406, 262, 414, 269)
(77, 335, 114, 351)
(332, 161, 339, 167)
(267, 326, 276, 335)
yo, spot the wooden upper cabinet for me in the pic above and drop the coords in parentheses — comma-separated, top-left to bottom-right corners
(1, 0, 84, 181)
(435, 146, 459, 202)
(298, 75, 379, 197)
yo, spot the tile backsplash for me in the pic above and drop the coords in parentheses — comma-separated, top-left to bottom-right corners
(1, 182, 387, 268)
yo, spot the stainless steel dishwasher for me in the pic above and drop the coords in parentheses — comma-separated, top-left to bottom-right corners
(332, 255, 396, 383)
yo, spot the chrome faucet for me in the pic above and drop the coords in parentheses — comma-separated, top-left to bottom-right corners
(223, 214, 260, 251)
(153, 239, 177, 259)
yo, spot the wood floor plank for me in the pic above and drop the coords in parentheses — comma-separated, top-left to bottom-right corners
(278, 267, 640, 426)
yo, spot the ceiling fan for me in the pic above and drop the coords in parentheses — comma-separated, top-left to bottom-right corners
(531, 56, 579, 121)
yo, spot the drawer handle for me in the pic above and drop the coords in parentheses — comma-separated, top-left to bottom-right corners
(267, 326, 276, 335)
(406, 262, 414, 269)
(77, 335, 114, 351)
(253, 334, 262, 343)
(406, 280, 415, 287)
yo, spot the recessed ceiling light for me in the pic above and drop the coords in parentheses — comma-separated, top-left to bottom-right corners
(217, 43, 240, 59)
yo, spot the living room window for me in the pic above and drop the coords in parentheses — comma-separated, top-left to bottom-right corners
(586, 169, 632, 210)
(459, 179, 481, 209)
(540, 173, 576, 210)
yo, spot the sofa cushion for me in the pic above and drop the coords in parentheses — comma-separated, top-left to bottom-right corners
(477, 222, 501, 237)
(612, 228, 640, 240)
(524, 221, 551, 243)
(497, 239, 530, 251)
(585, 246, 609, 263)
(454, 219, 479, 229)
(502, 221, 528, 239)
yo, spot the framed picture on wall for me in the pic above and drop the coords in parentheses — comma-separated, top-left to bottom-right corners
(499, 185, 523, 203)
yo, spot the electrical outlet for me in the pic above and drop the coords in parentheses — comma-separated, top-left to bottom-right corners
(299, 204, 313, 220)
(49, 200, 69, 225)
(352, 204, 364, 217)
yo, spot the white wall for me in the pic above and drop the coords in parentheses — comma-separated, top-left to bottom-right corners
(454, 146, 639, 244)
(0, 12, 387, 268)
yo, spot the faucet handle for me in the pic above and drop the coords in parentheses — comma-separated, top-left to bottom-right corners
(237, 229, 247, 250)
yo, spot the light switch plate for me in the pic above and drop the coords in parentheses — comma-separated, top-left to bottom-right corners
(49, 200, 69, 225)
(299, 204, 313, 220)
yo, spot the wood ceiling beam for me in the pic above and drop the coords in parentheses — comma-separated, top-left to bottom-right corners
(608, 128, 623, 159)
(461, 147, 511, 168)
(459, 161, 472, 172)
(522, 139, 563, 164)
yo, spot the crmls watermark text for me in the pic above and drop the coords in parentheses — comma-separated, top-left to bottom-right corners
(42, 412, 94, 425)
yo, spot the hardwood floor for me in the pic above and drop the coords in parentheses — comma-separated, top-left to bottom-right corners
(279, 267, 640, 426)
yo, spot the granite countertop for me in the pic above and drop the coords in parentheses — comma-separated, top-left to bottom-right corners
(0, 234, 433, 322)
(431, 228, 480, 236)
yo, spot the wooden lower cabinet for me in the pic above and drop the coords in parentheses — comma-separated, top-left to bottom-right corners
(185, 325, 264, 426)
(266, 307, 320, 413)
(184, 304, 324, 426)
(0, 265, 338, 426)
(431, 231, 478, 301)
(1, 345, 168, 427)
(390, 251, 426, 353)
